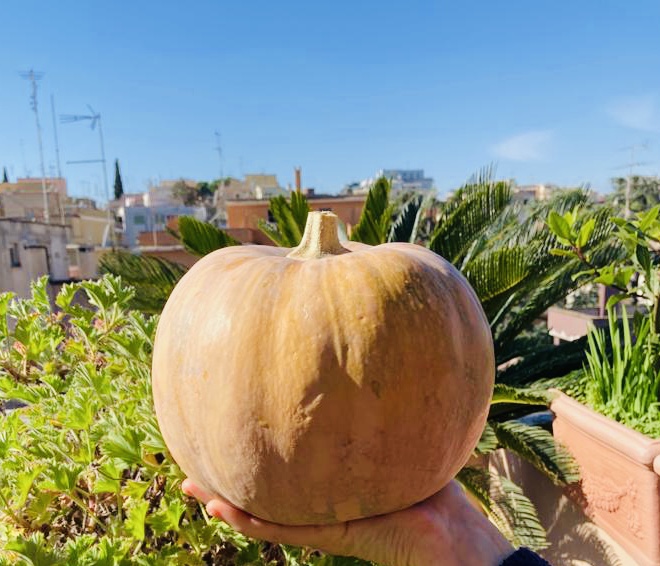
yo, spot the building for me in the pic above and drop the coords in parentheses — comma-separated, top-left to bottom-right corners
(512, 184, 557, 205)
(115, 203, 203, 248)
(63, 198, 114, 279)
(226, 190, 366, 243)
(144, 179, 197, 207)
(344, 169, 435, 196)
(212, 174, 286, 225)
(0, 177, 67, 222)
(0, 219, 68, 298)
(379, 169, 435, 193)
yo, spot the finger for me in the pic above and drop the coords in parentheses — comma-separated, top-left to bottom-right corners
(206, 499, 351, 554)
(181, 479, 217, 505)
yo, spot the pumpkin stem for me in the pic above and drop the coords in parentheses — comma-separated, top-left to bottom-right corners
(287, 211, 350, 260)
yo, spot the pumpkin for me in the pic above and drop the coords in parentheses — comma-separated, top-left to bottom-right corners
(152, 211, 494, 525)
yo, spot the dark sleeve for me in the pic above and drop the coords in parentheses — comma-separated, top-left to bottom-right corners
(499, 548, 552, 565)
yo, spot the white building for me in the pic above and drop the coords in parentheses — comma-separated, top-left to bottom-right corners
(344, 169, 435, 196)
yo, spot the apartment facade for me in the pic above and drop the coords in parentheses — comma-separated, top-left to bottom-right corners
(0, 177, 67, 222)
(0, 219, 68, 297)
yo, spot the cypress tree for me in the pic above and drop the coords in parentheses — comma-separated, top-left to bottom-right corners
(113, 159, 124, 200)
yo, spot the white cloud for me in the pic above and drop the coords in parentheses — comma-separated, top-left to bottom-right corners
(606, 94, 659, 131)
(491, 130, 554, 162)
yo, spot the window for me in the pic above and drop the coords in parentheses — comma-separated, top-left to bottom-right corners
(133, 215, 146, 225)
(267, 209, 275, 223)
(9, 243, 21, 267)
(319, 207, 333, 212)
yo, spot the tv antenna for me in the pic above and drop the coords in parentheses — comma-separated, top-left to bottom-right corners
(19, 69, 50, 223)
(61, 105, 114, 246)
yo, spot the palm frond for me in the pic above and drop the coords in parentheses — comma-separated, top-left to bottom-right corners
(491, 420, 579, 486)
(462, 247, 529, 321)
(350, 177, 393, 245)
(177, 216, 241, 256)
(502, 189, 591, 250)
(388, 194, 424, 243)
(258, 193, 310, 247)
(491, 384, 552, 406)
(429, 180, 511, 265)
(257, 219, 287, 247)
(493, 239, 622, 350)
(457, 466, 549, 550)
(476, 423, 498, 455)
(497, 337, 590, 387)
(98, 251, 186, 313)
(290, 190, 311, 232)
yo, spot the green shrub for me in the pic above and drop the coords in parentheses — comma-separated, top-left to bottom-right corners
(0, 276, 364, 565)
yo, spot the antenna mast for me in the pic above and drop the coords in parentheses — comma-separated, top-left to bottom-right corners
(619, 142, 650, 219)
(50, 94, 63, 178)
(214, 130, 223, 179)
(61, 106, 114, 246)
(20, 69, 49, 223)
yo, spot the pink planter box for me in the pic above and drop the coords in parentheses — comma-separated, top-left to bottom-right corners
(552, 392, 660, 566)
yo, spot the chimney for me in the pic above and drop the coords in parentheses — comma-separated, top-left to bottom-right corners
(295, 167, 301, 193)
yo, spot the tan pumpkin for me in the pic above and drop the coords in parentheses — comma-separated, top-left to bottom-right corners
(152, 211, 494, 525)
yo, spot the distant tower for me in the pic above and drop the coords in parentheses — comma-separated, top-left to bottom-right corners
(295, 167, 302, 193)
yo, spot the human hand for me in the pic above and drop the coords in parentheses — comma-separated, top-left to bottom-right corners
(181, 479, 513, 566)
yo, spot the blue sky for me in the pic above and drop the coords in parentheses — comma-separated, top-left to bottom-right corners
(1, 0, 659, 201)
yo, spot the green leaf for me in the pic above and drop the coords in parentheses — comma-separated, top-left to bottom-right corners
(29, 276, 51, 314)
(5, 534, 65, 566)
(638, 205, 660, 232)
(0, 292, 14, 338)
(101, 427, 145, 467)
(635, 243, 651, 274)
(350, 177, 392, 245)
(54, 282, 79, 311)
(605, 293, 627, 310)
(549, 248, 575, 257)
(124, 500, 150, 541)
(122, 479, 150, 500)
(177, 216, 241, 256)
(613, 267, 635, 289)
(39, 463, 83, 493)
(576, 218, 595, 248)
(15, 466, 45, 508)
(147, 499, 186, 536)
(93, 461, 122, 494)
(546, 211, 572, 242)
